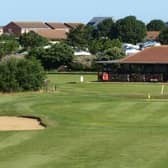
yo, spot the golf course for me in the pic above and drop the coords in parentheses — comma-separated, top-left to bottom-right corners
(1, 73, 168, 168)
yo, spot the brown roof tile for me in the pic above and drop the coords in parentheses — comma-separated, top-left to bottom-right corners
(33, 29, 67, 40)
(45, 22, 68, 29)
(120, 46, 168, 64)
(13, 22, 49, 29)
(146, 31, 160, 40)
(64, 23, 83, 29)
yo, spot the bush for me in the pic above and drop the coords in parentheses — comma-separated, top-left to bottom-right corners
(0, 34, 19, 58)
(28, 43, 74, 70)
(70, 55, 97, 71)
(147, 20, 166, 31)
(19, 31, 48, 50)
(97, 47, 125, 61)
(0, 57, 45, 92)
(158, 28, 168, 44)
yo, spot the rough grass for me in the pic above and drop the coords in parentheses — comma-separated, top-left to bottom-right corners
(0, 74, 168, 167)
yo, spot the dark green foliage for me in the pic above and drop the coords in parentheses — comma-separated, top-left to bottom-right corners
(0, 41, 19, 58)
(0, 34, 19, 58)
(66, 25, 88, 49)
(0, 34, 17, 41)
(0, 58, 19, 92)
(158, 28, 168, 44)
(113, 16, 147, 44)
(19, 31, 48, 49)
(147, 19, 166, 31)
(66, 25, 94, 50)
(97, 47, 124, 61)
(89, 39, 122, 54)
(96, 18, 115, 38)
(28, 43, 74, 70)
(0, 57, 45, 92)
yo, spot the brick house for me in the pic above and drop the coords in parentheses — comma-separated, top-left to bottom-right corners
(45, 22, 83, 33)
(0, 26, 3, 35)
(3, 21, 49, 36)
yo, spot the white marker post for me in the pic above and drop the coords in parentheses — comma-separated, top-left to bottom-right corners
(148, 93, 151, 100)
(80, 75, 84, 83)
(161, 85, 165, 95)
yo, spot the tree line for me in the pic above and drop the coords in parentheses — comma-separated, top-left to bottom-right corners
(0, 16, 168, 92)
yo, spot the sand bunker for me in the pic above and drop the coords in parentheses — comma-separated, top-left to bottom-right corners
(0, 116, 45, 131)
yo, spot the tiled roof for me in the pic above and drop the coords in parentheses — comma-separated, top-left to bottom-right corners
(33, 29, 67, 40)
(64, 23, 83, 29)
(120, 46, 168, 64)
(13, 22, 49, 29)
(45, 22, 68, 29)
(146, 31, 160, 40)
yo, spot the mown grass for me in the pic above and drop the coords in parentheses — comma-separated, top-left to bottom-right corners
(0, 74, 168, 168)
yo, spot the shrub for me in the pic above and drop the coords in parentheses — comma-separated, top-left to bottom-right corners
(158, 28, 168, 44)
(0, 57, 45, 92)
(19, 31, 48, 50)
(70, 55, 97, 71)
(28, 43, 74, 70)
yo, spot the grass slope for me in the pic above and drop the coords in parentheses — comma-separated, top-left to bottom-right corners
(0, 74, 168, 167)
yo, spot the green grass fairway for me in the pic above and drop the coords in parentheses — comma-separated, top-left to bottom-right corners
(1, 74, 168, 168)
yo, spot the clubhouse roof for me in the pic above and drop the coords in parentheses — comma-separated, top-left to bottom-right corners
(97, 46, 168, 64)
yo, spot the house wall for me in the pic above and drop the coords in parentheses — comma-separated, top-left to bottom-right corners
(58, 28, 69, 33)
(21, 28, 50, 34)
(0, 28, 3, 35)
(3, 22, 21, 36)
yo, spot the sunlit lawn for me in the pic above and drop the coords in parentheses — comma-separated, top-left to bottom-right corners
(0, 74, 168, 168)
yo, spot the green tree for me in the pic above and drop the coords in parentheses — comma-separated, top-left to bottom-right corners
(0, 34, 17, 41)
(19, 31, 48, 50)
(0, 57, 45, 92)
(16, 58, 45, 91)
(97, 47, 124, 61)
(96, 18, 115, 38)
(28, 43, 74, 70)
(66, 25, 94, 50)
(0, 41, 19, 58)
(89, 39, 122, 54)
(158, 28, 168, 44)
(0, 34, 19, 58)
(147, 19, 166, 31)
(113, 16, 147, 44)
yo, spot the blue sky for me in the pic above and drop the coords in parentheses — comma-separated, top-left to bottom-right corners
(0, 0, 167, 25)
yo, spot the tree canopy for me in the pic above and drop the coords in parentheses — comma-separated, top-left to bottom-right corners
(158, 28, 168, 44)
(147, 19, 166, 31)
(89, 38, 122, 54)
(19, 31, 48, 49)
(66, 25, 94, 50)
(0, 34, 19, 59)
(112, 16, 147, 44)
(96, 18, 115, 38)
(97, 47, 124, 61)
(28, 43, 74, 70)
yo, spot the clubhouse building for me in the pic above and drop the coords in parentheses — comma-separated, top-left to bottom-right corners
(97, 46, 168, 82)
